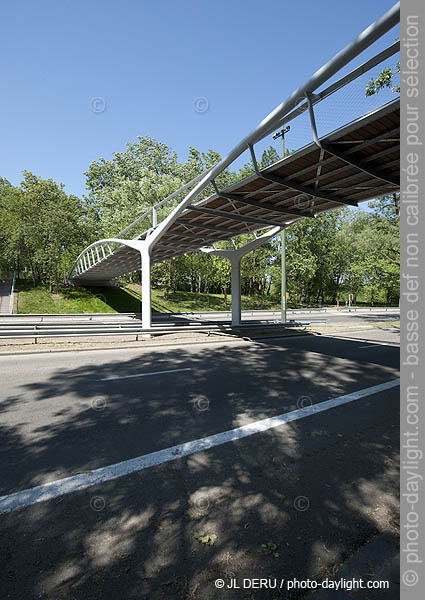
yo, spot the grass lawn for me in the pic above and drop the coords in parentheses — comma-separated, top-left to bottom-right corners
(16, 281, 122, 314)
(373, 320, 400, 329)
(127, 284, 281, 312)
(15, 280, 281, 314)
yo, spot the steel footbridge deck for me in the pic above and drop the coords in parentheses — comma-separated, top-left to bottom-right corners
(67, 3, 401, 328)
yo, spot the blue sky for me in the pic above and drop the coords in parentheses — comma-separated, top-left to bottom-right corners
(1, 0, 399, 198)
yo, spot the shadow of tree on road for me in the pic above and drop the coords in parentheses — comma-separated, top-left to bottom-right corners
(0, 337, 400, 599)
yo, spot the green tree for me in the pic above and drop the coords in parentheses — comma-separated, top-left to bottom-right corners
(365, 61, 400, 96)
(0, 172, 90, 289)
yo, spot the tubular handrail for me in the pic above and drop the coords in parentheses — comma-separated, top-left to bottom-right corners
(116, 164, 216, 239)
(261, 39, 400, 139)
(69, 2, 400, 280)
(145, 2, 399, 251)
(125, 39, 400, 241)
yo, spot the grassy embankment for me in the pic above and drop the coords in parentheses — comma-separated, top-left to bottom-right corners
(15, 281, 282, 314)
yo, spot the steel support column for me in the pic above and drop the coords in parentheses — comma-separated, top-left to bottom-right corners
(201, 250, 243, 325)
(141, 247, 152, 331)
(202, 226, 290, 326)
(230, 255, 242, 325)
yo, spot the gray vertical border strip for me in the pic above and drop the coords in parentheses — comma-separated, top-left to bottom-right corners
(400, 0, 425, 597)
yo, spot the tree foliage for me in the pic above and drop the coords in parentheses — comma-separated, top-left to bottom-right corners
(365, 61, 400, 96)
(0, 173, 93, 289)
(1, 134, 399, 306)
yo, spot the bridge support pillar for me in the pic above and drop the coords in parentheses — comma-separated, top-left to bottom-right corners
(230, 255, 242, 326)
(201, 227, 285, 327)
(140, 247, 152, 333)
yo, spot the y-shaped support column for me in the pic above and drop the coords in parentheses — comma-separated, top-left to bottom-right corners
(86, 238, 152, 330)
(111, 239, 152, 330)
(202, 227, 284, 326)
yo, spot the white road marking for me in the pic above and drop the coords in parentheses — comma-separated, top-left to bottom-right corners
(358, 344, 386, 349)
(330, 336, 400, 347)
(0, 378, 400, 515)
(99, 367, 192, 381)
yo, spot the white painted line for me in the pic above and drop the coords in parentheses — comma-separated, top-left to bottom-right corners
(0, 378, 399, 516)
(329, 335, 400, 347)
(99, 367, 192, 381)
(358, 344, 385, 349)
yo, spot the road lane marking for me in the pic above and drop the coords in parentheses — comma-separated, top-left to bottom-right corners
(0, 378, 400, 515)
(99, 367, 192, 381)
(358, 344, 389, 349)
(327, 336, 400, 347)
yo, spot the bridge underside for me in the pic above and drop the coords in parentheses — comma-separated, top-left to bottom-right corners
(72, 100, 399, 285)
(68, 3, 401, 329)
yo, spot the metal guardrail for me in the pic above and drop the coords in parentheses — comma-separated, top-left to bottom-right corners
(0, 303, 399, 341)
(0, 306, 399, 322)
(0, 320, 322, 341)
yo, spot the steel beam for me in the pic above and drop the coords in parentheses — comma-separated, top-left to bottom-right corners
(209, 185, 313, 218)
(68, 4, 400, 283)
(254, 127, 400, 201)
(142, 3, 399, 250)
(175, 218, 249, 236)
(320, 142, 400, 187)
(304, 88, 399, 188)
(187, 205, 284, 227)
(168, 229, 223, 243)
(154, 242, 192, 253)
(249, 145, 358, 207)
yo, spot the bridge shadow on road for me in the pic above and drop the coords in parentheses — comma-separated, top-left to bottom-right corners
(0, 336, 400, 599)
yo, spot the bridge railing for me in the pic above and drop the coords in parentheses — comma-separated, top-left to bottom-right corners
(117, 40, 400, 243)
(69, 3, 400, 281)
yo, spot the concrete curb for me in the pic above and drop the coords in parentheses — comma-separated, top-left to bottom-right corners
(0, 329, 312, 357)
(0, 322, 399, 357)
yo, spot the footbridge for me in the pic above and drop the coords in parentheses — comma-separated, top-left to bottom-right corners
(69, 3, 400, 328)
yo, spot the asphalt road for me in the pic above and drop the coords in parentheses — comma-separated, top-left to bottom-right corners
(0, 328, 400, 599)
(166, 309, 400, 327)
(302, 310, 399, 325)
(0, 308, 400, 326)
